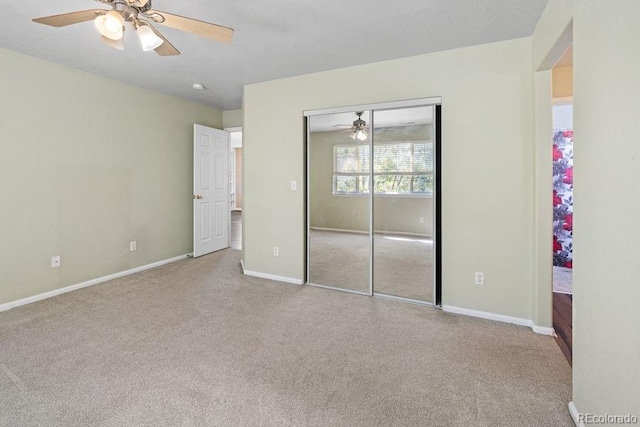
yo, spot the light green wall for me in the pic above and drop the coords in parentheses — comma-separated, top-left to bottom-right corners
(533, 0, 640, 418)
(223, 109, 243, 128)
(572, 0, 640, 417)
(309, 127, 433, 236)
(532, 0, 574, 71)
(530, 0, 573, 333)
(0, 48, 222, 305)
(531, 69, 554, 330)
(243, 37, 534, 319)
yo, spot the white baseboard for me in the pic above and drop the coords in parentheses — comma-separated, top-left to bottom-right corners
(568, 401, 583, 427)
(442, 305, 532, 327)
(442, 305, 555, 336)
(310, 227, 368, 235)
(240, 259, 246, 273)
(0, 254, 189, 313)
(531, 324, 556, 336)
(242, 269, 303, 285)
(310, 227, 431, 238)
(376, 230, 431, 238)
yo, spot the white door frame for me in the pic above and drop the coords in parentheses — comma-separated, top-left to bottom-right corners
(225, 126, 243, 212)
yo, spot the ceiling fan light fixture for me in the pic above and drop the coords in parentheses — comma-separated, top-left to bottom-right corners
(351, 129, 368, 141)
(137, 25, 164, 51)
(33, 1, 233, 58)
(95, 11, 125, 40)
(351, 112, 368, 141)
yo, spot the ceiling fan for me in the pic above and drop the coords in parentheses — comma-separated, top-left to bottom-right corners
(333, 112, 370, 141)
(32, 0, 234, 56)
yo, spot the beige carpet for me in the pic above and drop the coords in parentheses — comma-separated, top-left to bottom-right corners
(309, 230, 433, 302)
(0, 249, 572, 426)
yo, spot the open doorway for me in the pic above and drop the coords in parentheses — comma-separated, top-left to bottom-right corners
(228, 128, 243, 250)
(551, 46, 573, 364)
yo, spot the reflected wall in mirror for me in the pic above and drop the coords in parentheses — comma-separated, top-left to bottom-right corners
(308, 111, 371, 294)
(372, 106, 434, 302)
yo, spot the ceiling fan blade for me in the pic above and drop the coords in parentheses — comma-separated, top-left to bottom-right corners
(334, 124, 371, 129)
(33, 9, 106, 27)
(141, 21, 180, 56)
(148, 10, 234, 43)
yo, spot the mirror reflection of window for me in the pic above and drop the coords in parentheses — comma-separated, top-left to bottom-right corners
(333, 141, 433, 195)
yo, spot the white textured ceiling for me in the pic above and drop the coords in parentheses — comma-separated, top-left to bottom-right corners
(0, 0, 548, 110)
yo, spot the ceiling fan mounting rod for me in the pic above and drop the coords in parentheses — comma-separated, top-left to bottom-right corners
(112, 0, 137, 22)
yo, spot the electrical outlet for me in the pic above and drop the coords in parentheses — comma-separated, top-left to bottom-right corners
(130, 241, 137, 251)
(419, 217, 425, 224)
(51, 256, 61, 269)
(474, 272, 485, 286)
(290, 180, 297, 191)
(273, 246, 279, 257)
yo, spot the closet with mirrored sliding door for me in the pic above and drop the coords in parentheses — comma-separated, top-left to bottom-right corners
(305, 98, 441, 306)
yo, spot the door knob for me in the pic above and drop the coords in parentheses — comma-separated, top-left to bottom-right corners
(194, 194, 204, 200)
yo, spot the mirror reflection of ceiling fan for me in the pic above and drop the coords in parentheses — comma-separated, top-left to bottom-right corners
(32, 0, 234, 56)
(333, 112, 420, 141)
(333, 112, 370, 141)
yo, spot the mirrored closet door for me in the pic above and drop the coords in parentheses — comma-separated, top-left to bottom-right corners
(307, 111, 372, 294)
(306, 99, 440, 305)
(372, 106, 435, 302)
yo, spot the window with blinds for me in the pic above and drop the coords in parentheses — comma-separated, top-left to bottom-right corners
(333, 141, 433, 195)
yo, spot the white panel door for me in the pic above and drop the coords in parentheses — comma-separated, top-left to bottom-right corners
(193, 124, 229, 257)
